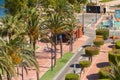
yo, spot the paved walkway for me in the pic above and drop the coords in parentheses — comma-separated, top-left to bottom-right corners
(12, 35, 89, 80)
(11, 1, 120, 80)
(81, 43, 112, 80)
(100, 0, 120, 6)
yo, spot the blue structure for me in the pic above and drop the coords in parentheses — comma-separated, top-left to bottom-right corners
(0, 0, 5, 17)
(115, 10, 120, 18)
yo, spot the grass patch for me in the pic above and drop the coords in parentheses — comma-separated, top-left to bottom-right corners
(99, 0, 113, 2)
(40, 52, 73, 80)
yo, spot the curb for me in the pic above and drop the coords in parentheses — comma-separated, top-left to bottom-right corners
(53, 47, 83, 80)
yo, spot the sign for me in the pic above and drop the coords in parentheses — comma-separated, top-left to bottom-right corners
(115, 10, 120, 18)
(86, 6, 100, 13)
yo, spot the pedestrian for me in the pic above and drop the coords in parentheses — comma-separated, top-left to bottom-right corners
(103, 7, 106, 14)
(73, 63, 76, 74)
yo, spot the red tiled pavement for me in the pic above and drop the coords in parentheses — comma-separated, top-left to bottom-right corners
(12, 35, 89, 80)
(81, 43, 112, 80)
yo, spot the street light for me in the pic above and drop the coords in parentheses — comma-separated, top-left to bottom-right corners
(82, 5, 85, 35)
(95, 0, 98, 23)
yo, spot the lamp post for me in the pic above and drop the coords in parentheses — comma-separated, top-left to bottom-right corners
(95, 0, 98, 23)
(82, 5, 85, 35)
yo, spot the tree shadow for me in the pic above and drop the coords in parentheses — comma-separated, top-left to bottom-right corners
(96, 62, 110, 68)
(108, 45, 114, 48)
(81, 54, 89, 57)
(87, 73, 99, 80)
(82, 44, 91, 48)
(70, 64, 80, 68)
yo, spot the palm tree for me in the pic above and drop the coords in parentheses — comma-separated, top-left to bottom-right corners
(1, 15, 19, 41)
(44, 13, 65, 66)
(108, 60, 120, 80)
(23, 7, 41, 80)
(0, 37, 16, 80)
(5, 36, 39, 80)
(65, 15, 77, 51)
(52, 0, 74, 18)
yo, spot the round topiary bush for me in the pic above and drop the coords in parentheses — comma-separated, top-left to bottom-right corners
(93, 39, 104, 47)
(115, 40, 120, 49)
(108, 50, 120, 65)
(79, 60, 91, 68)
(85, 46, 100, 61)
(85, 46, 100, 56)
(98, 66, 111, 79)
(96, 28, 109, 40)
(65, 73, 79, 80)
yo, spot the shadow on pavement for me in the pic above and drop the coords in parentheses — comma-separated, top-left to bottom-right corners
(81, 54, 89, 57)
(82, 44, 91, 48)
(70, 64, 81, 68)
(96, 62, 110, 68)
(108, 44, 114, 48)
(87, 73, 99, 80)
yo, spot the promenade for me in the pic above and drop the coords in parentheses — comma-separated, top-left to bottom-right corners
(12, 0, 120, 80)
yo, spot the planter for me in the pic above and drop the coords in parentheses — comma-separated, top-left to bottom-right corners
(96, 28, 109, 40)
(93, 38, 104, 47)
(78, 27, 82, 37)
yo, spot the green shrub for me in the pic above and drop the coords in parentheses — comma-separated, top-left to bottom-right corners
(108, 50, 120, 65)
(93, 39, 104, 47)
(65, 73, 79, 80)
(79, 60, 91, 68)
(115, 40, 120, 49)
(85, 46, 100, 56)
(96, 28, 109, 40)
(98, 66, 111, 79)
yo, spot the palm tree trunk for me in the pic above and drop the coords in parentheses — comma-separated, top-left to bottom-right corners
(60, 36, 63, 58)
(7, 72, 10, 80)
(53, 35, 57, 66)
(33, 40, 39, 80)
(69, 36, 73, 51)
(50, 35, 54, 70)
(0, 74, 2, 80)
(21, 65, 24, 80)
(17, 66, 19, 76)
(36, 71, 39, 80)
(8, 33, 12, 41)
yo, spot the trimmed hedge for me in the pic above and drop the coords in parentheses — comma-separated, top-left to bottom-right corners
(85, 46, 100, 56)
(93, 39, 104, 47)
(65, 73, 79, 80)
(108, 50, 120, 65)
(79, 60, 91, 68)
(98, 66, 111, 79)
(115, 40, 120, 49)
(96, 28, 109, 40)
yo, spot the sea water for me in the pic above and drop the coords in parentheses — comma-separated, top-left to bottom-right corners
(0, 0, 5, 17)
